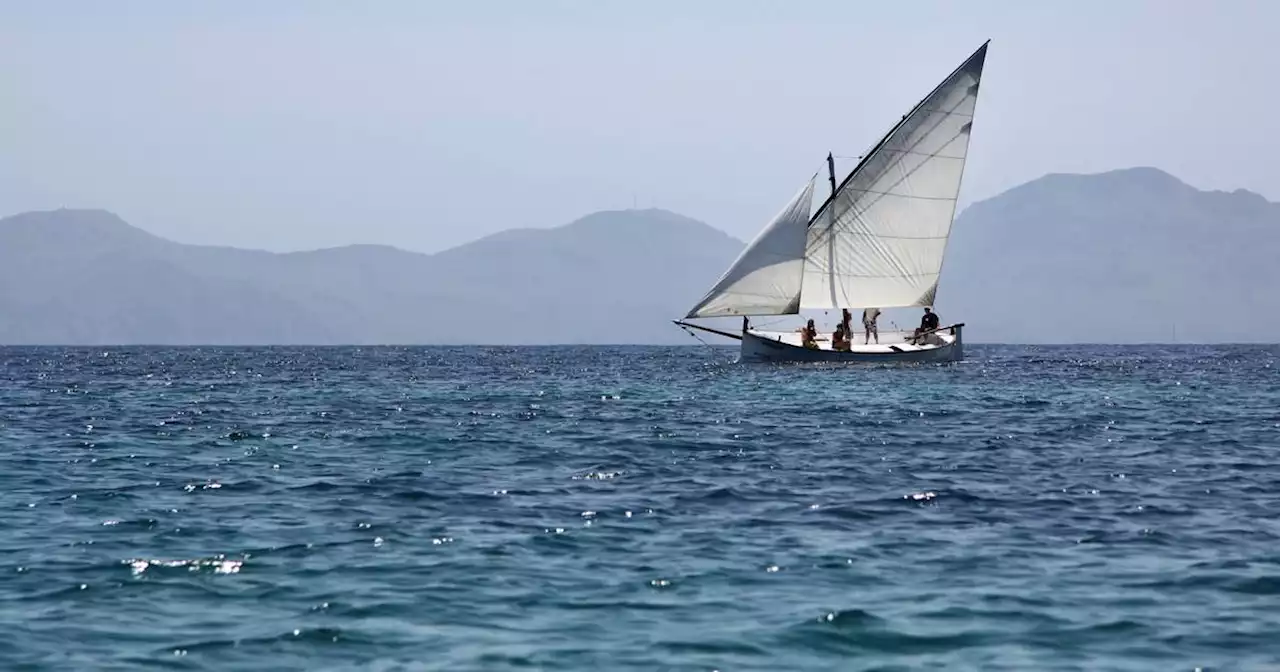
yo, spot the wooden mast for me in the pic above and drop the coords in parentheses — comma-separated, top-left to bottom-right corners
(826, 152, 837, 197)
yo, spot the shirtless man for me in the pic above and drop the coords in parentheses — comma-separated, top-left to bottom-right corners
(832, 324, 851, 351)
(800, 319, 819, 349)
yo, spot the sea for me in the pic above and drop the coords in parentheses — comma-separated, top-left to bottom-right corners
(1, 344, 1277, 671)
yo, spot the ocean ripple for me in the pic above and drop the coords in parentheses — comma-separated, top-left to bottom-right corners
(1, 343, 1278, 670)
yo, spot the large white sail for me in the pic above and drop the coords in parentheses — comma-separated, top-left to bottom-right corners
(685, 175, 817, 318)
(800, 41, 988, 310)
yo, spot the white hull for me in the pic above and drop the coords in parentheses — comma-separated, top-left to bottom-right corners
(738, 324, 964, 364)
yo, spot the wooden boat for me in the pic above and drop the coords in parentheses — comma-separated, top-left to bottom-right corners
(673, 40, 989, 364)
(678, 317, 964, 364)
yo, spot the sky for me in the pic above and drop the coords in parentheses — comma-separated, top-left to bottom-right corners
(4, 0, 1278, 253)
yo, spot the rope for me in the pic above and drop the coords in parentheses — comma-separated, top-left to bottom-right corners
(678, 324, 718, 352)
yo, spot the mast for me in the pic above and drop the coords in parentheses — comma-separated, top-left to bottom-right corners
(826, 152, 837, 197)
(825, 151, 840, 311)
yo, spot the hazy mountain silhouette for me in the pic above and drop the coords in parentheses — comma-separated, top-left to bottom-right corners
(0, 167, 1275, 345)
(0, 207, 742, 344)
(942, 167, 1279, 343)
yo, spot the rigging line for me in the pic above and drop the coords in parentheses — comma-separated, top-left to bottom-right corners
(678, 323, 719, 352)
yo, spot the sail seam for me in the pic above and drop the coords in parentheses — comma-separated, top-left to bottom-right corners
(876, 149, 967, 160)
(832, 232, 949, 240)
(912, 108, 975, 118)
(825, 271, 941, 279)
(841, 188, 959, 202)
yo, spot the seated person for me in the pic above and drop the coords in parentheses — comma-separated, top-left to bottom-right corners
(832, 324, 851, 351)
(911, 307, 941, 343)
(800, 319, 819, 349)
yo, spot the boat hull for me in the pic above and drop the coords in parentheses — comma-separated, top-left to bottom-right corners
(739, 325, 964, 364)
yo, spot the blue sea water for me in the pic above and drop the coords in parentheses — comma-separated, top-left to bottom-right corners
(1, 344, 1278, 671)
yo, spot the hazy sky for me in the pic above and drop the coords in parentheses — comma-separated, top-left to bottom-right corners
(4, 0, 1277, 253)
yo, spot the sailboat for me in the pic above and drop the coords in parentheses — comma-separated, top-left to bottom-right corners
(673, 40, 989, 364)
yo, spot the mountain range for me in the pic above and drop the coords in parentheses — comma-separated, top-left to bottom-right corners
(943, 167, 1278, 344)
(0, 166, 1275, 344)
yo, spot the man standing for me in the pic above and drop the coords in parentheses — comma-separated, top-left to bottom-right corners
(861, 307, 881, 344)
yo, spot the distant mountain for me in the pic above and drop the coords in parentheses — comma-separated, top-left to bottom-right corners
(1, 167, 1276, 345)
(942, 167, 1280, 343)
(0, 208, 743, 345)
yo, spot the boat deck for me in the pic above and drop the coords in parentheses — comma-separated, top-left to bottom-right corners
(749, 329, 953, 353)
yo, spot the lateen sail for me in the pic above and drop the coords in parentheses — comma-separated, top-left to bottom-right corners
(800, 41, 988, 310)
(685, 175, 818, 318)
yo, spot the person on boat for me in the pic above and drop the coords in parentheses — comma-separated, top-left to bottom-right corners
(911, 307, 940, 343)
(801, 319, 819, 349)
(921, 306, 939, 331)
(841, 309, 853, 339)
(832, 324, 851, 352)
(861, 307, 881, 344)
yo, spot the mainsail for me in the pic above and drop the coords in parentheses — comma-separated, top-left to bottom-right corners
(683, 40, 988, 320)
(800, 41, 988, 310)
(684, 175, 818, 318)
